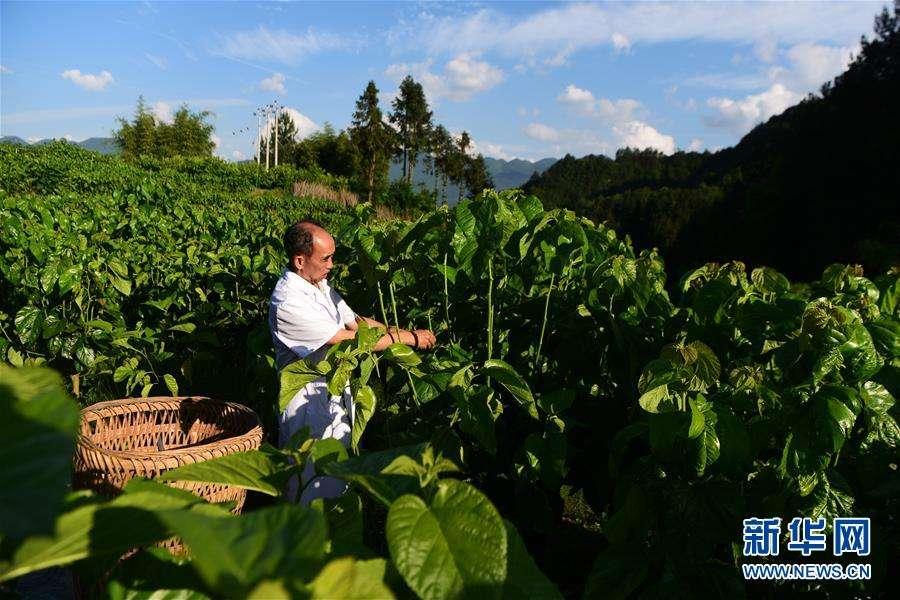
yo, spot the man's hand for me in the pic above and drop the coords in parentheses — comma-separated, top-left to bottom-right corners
(413, 329, 437, 350)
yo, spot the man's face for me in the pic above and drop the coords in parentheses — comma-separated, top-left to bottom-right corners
(296, 229, 335, 285)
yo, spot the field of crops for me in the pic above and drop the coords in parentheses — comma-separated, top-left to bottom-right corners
(1, 143, 898, 598)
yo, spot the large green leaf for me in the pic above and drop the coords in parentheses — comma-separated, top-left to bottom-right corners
(323, 444, 426, 507)
(1, 481, 207, 582)
(501, 520, 561, 599)
(279, 360, 324, 412)
(160, 503, 328, 597)
(751, 266, 790, 295)
(382, 343, 422, 367)
(305, 557, 394, 599)
(483, 359, 537, 419)
(106, 547, 211, 600)
(157, 446, 292, 496)
(14, 305, 43, 345)
(386, 479, 506, 600)
(867, 318, 900, 359)
(691, 397, 720, 475)
(352, 385, 377, 452)
(0, 365, 79, 540)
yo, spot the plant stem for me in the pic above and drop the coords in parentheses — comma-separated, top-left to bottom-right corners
(443, 252, 452, 340)
(487, 258, 494, 362)
(390, 281, 419, 405)
(534, 273, 554, 373)
(376, 281, 389, 328)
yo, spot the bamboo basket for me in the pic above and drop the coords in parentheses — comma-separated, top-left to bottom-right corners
(73, 396, 263, 554)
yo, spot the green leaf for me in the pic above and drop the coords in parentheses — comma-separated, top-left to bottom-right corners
(352, 385, 377, 452)
(160, 503, 328, 596)
(0, 365, 79, 540)
(751, 266, 790, 295)
(111, 275, 133, 296)
(163, 373, 178, 397)
(305, 557, 394, 599)
(169, 323, 197, 334)
(687, 397, 706, 438)
(638, 384, 669, 413)
(107, 258, 129, 278)
(106, 547, 211, 600)
(501, 520, 561, 599)
(387, 479, 506, 600)
(536, 389, 575, 415)
(15, 305, 43, 345)
(692, 399, 720, 475)
(521, 432, 567, 490)
(57, 264, 82, 296)
(382, 343, 422, 367)
(323, 445, 426, 507)
(314, 491, 365, 558)
(157, 447, 292, 497)
(813, 387, 859, 453)
(2, 481, 206, 581)
(279, 360, 324, 412)
(867, 318, 900, 358)
(483, 359, 537, 419)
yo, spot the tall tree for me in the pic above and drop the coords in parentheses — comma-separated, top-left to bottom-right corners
(349, 81, 392, 203)
(114, 97, 215, 159)
(454, 131, 472, 202)
(464, 153, 493, 198)
(430, 124, 453, 204)
(389, 76, 433, 183)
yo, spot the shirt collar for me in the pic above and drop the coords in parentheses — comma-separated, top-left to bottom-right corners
(284, 269, 329, 295)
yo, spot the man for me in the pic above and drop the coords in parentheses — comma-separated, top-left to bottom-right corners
(268, 219, 436, 503)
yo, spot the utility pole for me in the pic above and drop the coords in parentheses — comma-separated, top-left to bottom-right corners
(265, 104, 271, 170)
(254, 109, 261, 165)
(274, 100, 279, 167)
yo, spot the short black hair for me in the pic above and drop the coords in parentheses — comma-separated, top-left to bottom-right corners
(284, 219, 325, 260)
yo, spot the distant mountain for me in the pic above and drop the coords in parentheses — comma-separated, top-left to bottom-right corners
(484, 157, 557, 190)
(0, 136, 120, 155)
(389, 155, 557, 204)
(523, 4, 899, 280)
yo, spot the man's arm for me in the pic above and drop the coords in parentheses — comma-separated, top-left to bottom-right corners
(325, 318, 435, 350)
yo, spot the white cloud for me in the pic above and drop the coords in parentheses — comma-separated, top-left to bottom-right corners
(151, 101, 173, 124)
(216, 26, 352, 64)
(144, 53, 167, 70)
(782, 42, 856, 90)
(260, 72, 287, 95)
(558, 84, 596, 114)
(753, 38, 779, 63)
(61, 69, 114, 91)
(211, 134, 221, 150)
(557, 85, 640, 122)
(63, 133, 75, 141)
(517, 106, 540, 118)
(0, 65, 12, 74)
(707, 83, 801, 132)
(612, 32, 631, 53)
(3, 105, 132, 125)
(612, 121, 676, 155)
(27, 136, 41, 143)
(523, 123, 560, 143)
(390, 2, 877, 67)
(688, 138, 705, 152)
(385, 53, 504, 102)
(232, 150, 245, 161)
(263, 107, 320, 140)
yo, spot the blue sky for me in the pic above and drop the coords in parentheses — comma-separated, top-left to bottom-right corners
(0, 1, 885, 162)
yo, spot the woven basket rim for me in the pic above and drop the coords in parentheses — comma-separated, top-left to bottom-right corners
(77, 395, 263, 460)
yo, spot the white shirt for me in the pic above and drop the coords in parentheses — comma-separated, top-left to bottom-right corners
(269, 270, 357, 370)
(268, 269, 357, 503)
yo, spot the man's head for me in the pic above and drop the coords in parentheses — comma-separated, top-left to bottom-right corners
(284, 219, 335, 285)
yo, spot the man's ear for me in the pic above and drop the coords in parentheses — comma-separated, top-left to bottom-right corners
(292, 254, 304, 272)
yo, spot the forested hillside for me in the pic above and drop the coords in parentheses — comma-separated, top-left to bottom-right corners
(525, 2, 900, 280)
